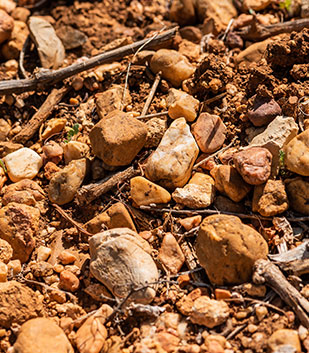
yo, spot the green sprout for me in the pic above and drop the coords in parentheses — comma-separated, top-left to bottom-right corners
(0, 159, 6, 173)
(279, 150, 286, 176)
(279, 0, 292, 11)
(64, 123, 79, 143)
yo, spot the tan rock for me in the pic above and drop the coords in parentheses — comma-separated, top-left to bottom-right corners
(0, 281, 43, 328)
(284, 129, 309, 176)
(178, 215, 202, 231)
(59, 270, 79, 292)
(176, 288, 207, 316)
(158, 233, 185, 274)
(235, 39, 272, 67)
(37, 246, 51, 262)
(167, 88, 199, 122)
(155, 332, 180, 353)
(48, 158, 87, 205)
(178, 39, 201, 61)
(0, 0, 16, 13)
(0, 141, 22, 158)
(1, 20, 28, 59)
(13, 318, 73, 353)
(243, 0, 272, 11)
(145, 117, 167, 148)
(0, 118, 10, 141)
(190, 296, 230, 328)
(267, 329, 301, 353)
(192, 113, 226, 153)
(42, 141, 63, 164)
(189, 172, 215, 186)
(145, 118, 199, 189)
(0, 261, 7, 282)
(7, 259, 21, 275)
(285, 177, 309, 215)
(169, 0, 196, 26)
(0, 9, 13, 45)
(172, 183, 215, 208)
(63, 140, 89, 164)
(0, 203, 39, 263)
(11, 7, 30, 22)
(0, 238, 13, 263)
(210, 165, 251, 202)
(41, 118, 66, 140)
(150, 49, 195, 87)
(252, 180, 289, 217)
(89, 110, 147, 167)
(196, 215, 268, 285)
(85, 202, 136, 233)
(130, 176, 171, 206)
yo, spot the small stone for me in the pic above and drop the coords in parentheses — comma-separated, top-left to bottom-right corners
(178, 39, 201, 61)
(210, 165, 251, 202)
(7, 259, 21, 275)
(13, 318, 73, 353)
(0, 141, 22, 158)
(11, 7, 30, 22)
(180, 26, 202, 43)
(166, 88, 199, 122)
(42, 141, 63, 164)
(58, 250, 76, 265)
(89, 110, 147, 167)
(267, 329, 301, 353)
(298, 325, 308, 341)
(255, 306, 268, 321)
(145, 117, 167, 148)
(247, 97, 282, 127)
(84, 283, 113, 302)
(85, 202, 136, 233)
(145, 118, 199, 189)
(59, 270, 79, 292)
(233, 147, 272, 185)
(0, 9, 13, 45)
(248, 324, 258, 333)
(41, 118, 66, 140)
(48, 158, 87, 205)
(63, 141, 89, 164)
(169, 0, 196, 26)
(158, 233, 185, 274)
(37, 246, 51, 262)
(252, 180, 289, 217)
(0, 261, 7, 282)
(3, 147, 42, 182)
(30, 261, 53, 278)
(213, 195, 246, 213)
(0, 119, 10, 141)
(0, 239, 13, 264)
(0, 0, 16, 13)
(172, 183, 215, 208)
(150, 49, 195, 87)
(44, 161, 60, 180)
(176, 288, 207, 316)
(285, 177, 309, 215)
(56, 25, 87, 50)
(196, 215, 268, 285)
(28, 16, 65, 69)
(189, 172, 215, 186)
(133, 50, 155, 65)
(243, 0, 272, 11)
(178, 215, 202, 231)
(242, 283, 267, 297)
(192, 113, 226, 153)
(214, 289, 232, 300)
(235, 39, 272, 67)
(190, 296, 230, 328)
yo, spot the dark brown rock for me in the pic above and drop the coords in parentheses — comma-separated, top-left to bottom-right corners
(247, 97, 282, 127)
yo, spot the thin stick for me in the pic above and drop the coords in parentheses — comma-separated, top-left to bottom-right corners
(19, 35, 31, 79)
(136, 111, 168, 119)
(141, 71, 162, 116)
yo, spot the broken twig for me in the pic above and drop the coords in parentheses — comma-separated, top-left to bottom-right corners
(141, 71, 162, 116)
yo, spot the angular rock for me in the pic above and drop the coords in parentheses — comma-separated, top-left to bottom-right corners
(252, 180, 289, 217)
(3, 147, 42, 182)
(285, 177, 309, 215)
(89, 110, 147, 167)
(150, 49, 195, 87)
(233, 147, 272, 185)
(89, 228, 158, 304)
(192, 112, 226, 153)
(41, 118, 66, 140)
(284, 129, 309, 176)
(0, 281, 43, 328)
(0, 9, 13, 44)
(0, 238, 13, 264)
(56, 25, 87, 50)
(0, 203, 39, 263)
(196, 215, 268, 285)
(210, 165, 251, 202)
(85, 202, 136, 233)
(63, 141, 89, 164)
(130, 176, 171, 206)
(48, 158, 86, 205)
(145, 117, 167, 148)
(167, 88, 199, 122)
(28, 16, 65, 69)
(158, 233, 185, 274)
(267, 329, 301, 353)
(190, 296, 230, 328)
(172, 183, 215, 208)
(1, 20, 28, 59)
(247, 97, 282, 127)
(189, 172, 215, 186)
(178, 215, 202, 231)
(13, 318, 73, 353)
(145, 118, 199, 189)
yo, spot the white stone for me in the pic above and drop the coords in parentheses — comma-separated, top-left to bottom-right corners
(37, 246, 51, 262)
(172, 183, 215, 209)
(3, 147, 42, 182)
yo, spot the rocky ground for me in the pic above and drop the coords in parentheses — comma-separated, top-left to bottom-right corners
(0, 0, 309, 352)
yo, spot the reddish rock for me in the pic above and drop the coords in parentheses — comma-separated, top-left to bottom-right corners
(247, 97, 282, 127)
(158, 233, 185, 274)
(59, 270, 79, 292)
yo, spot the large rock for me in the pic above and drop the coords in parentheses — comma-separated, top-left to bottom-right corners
(145, 118, 199, 189)
(284, 129, 309, 176)
(0, 9, 13, 45)
(89, 110, 147, 167)
(0, 281, 43, 328)
(13, 318, 73, 353)
(285, 177, 309, 215)
(48, 158, 86, 205)
(247, 97, 282, 127)
(192, 113, 226, 153)
(166, 88, 199, 122)
(89, 228, 158, 304)
(196, 215, 268, 285)
(28, 16, 65, 69)
(0, 202, 39, 263)
(267, 329, 301, 353)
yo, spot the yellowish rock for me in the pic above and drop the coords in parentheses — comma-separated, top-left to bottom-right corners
(130, 176, 171, 206)
(41, 118, 66, 140)
(158, 233, 185, 274)
(63, 140, 89, 164)
(0, 261, 7, 282)
(36, 246, 51, 262)
(167, 88, 199, 122)
(285, 178, 309, 215)
(189, 172, 215, 186)
(7, 259, 21, 275)
(267, 329, 301, 353)
(172, 183, 215, 208)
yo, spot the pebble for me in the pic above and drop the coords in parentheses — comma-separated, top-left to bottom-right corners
(63, 141, 89, 164)
(180, 26, 202, 43)
(28, 16, 65, 69)
(2, 19, 28, 59)
(0, 0, 16, 13)
(0, 261, 7, 282)
(13, 318, 74, 353)
(178, 215, 202, 231)
(247, 97, 282, 127)
(11, 7, 30, 22)
(233, 147, 272, 185)
(196, 215, 268, 285)
(89, 228, 158, 304)
(0, 9, 13, 45)
(252, 179, 289, 217)
(59, 270, 79, 292)
(158, 233, 185, 274)
(267, 329, 301, 353)
(56, 25, 87, 49)
(42, 141, 63, 164)
(3, 147, 42, 182)
(48, 158, 87, 205)
(150, 49, 195, 87)
(167, 88, 199, 122)
(7, 259, 21, 275)
(255, 306, 268, 321)
(191, 112, 226, 153)
(0, 238, 13, 263)
(213, 195, 246, 213)
(172, 183, 215, 208)
(214, 289, 232, 300)
(0, 118, 10, 141)
(176, 288, 207, 316)
(189, 172, 215, 186)
(58, 250, 76, 265)
(144, 117, 167, 148)
(36, 246, 51, 262)
(285, 177, 309, 215)
(169, 0, 196, 26)
(210, 165, 251, 202)
(190, 296, 230, 328)
(145, 118, 199, 189)
(89, 110, 147, 167)
(41, 118, 66, 140)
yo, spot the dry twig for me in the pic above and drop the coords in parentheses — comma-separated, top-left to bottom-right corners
(141, 71, 162, 116)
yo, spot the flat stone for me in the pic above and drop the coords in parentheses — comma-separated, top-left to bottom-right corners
(0, 238, 13, 264)
(158, 233, 185, 274)
(167, 88, 199, 122)
(196, 214, 268, 285)
(56, 25, 87, 50)
(192, 112, 226, 153)
(89, 110, 147, 167)
(252, 180, 289, 217)
(267, 329, 301, 353)
(210, 165, 251, 202)
(233, 147, 272, 185)
(63, 141, 89, 164)
(1, 20, 28, 60)
(285, 177, 309, 215)
(13, 318, 73, 353)
(48, 158, 86, 205)
(172, 183, 215, 208)
(3, 147, 42, 182)
(247, 97, 282, 127)
(145, 118, 199, 189)
(0, 281, 43, 328)
(0, 9, 13, 45)
(89, 228, 158, 304)
(28, 16, 65, 69)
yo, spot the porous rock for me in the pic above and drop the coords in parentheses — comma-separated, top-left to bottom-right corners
(267, 329, 301, 353)
(172, 183, 215, 208)
(285, 177, 309, 215)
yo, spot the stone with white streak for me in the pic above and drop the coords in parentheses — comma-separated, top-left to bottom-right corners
(145, 118, 199, 189)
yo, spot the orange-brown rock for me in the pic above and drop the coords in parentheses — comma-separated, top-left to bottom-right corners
(158, 233, 185, 274)
(0, 9, 13, 44)
(285, 177, 309, 215)
(59, 270, 79, 292)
